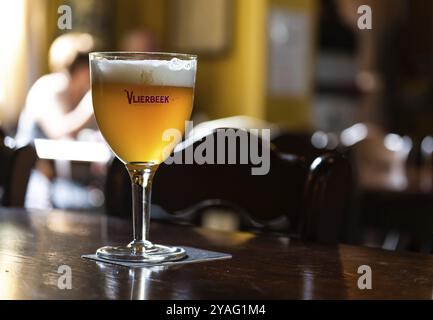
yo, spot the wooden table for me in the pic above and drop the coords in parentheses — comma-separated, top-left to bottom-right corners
(0, 208, 432, 299)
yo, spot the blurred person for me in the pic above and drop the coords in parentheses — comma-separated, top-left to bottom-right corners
(16, 33, 101, 209)
(16, 33, 95, 145)
(120, 29, 159, 52)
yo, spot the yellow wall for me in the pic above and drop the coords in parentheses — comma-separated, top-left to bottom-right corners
(195, 0, 267, 120)
(194, 0, 318, 129)
(41, 0, 64, 74)
(194, 0, 317, 129)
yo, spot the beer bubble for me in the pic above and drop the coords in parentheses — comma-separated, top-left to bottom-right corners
(168, 58, 184, 71)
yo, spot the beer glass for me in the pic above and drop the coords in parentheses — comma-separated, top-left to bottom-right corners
(90, 52, 197, 263)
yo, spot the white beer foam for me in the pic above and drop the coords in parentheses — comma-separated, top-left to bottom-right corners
(91, 58, 197, 87)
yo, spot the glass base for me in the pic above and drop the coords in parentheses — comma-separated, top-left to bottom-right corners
(96, 240, 187, 263)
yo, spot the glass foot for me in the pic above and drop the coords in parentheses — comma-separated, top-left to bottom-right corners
(96, 241, 187, 263)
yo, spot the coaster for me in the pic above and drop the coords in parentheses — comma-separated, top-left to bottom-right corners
(82, 246, 232, 268)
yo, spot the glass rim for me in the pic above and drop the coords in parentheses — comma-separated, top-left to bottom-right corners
(89, 51, 197, 60)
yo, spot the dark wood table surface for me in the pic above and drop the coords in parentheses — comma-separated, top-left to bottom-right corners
(0, 208, 433, 299)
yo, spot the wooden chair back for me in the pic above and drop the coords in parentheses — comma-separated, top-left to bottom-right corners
(299, 153, 354, 244)
(105, 128, 308, 232)
(0, 144, 37, 207)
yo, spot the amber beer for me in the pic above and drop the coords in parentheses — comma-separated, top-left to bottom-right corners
(91, 58, 196, 164)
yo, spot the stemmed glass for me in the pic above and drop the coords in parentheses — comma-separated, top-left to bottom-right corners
(90, 52, 197, 263)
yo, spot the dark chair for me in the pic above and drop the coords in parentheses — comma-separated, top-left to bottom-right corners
(0, 144, 38, 207)
(298, 153, 355, 244)
(0, 128, 5, 147)
(105, 128, 354, 242)
(343, 134, 433, 253)
(105, 157, 132, 218)
(106, 128, 308, 233)
(272, 132, 326, 164)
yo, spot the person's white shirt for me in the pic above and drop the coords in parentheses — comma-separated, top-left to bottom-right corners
(16, 72, 93, 146)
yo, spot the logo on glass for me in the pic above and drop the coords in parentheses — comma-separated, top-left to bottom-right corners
(124, 89, 170, 104)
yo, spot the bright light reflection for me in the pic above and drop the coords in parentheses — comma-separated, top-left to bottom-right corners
(340, 123, 368, 147)
(384, 134, 412, 153)
(35, 139, 111, 162)
(0, 0, 25, 104)
(0, 225, 25, 299)
(421, 136, 433, 155)
(311, 131, 328, 149)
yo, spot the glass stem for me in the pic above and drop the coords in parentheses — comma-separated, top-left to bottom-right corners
(126, 163, 158, 248)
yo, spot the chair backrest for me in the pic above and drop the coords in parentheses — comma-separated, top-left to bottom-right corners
(105, 156, 132, 217)
(0, 128, 5, 147)
(272, 132, 324, 164)
(298, 153, 354, 244)
(0, 144, 38, 207)
(104, 129, 354, 243)
(105, 128, 308, 232)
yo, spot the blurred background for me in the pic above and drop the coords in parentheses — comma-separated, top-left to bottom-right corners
(2, 0, 420, 133)
(1, 0, 433, 252)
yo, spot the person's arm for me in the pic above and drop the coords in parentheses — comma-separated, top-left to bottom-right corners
(35, 90, 94, 139)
